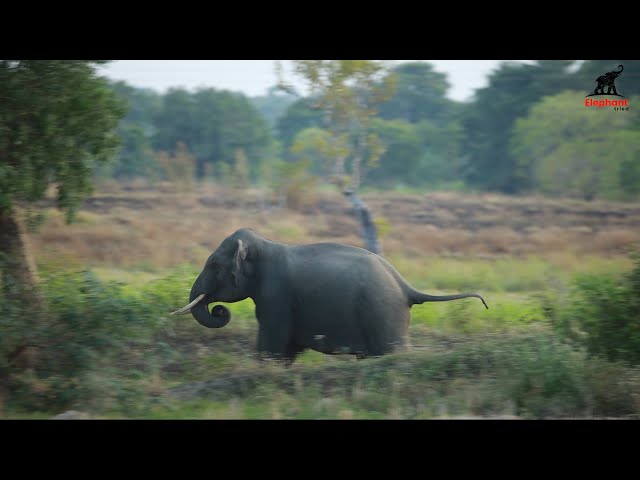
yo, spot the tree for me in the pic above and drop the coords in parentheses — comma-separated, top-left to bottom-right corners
(510, 91, 640, 201)
(0, 60, 125, 285)
(414, 119, 465, 188)
(0, 61, 125, 393)
(103, 123, 156, 179)
(366, 118, 464, 189)
(275, 97, 324, 155)
(289, 127, 333, 177)
(250, 86, 297, 132)
(378, 62, 455, 124)
(367, 119, 422, 187)
(108, 80, 161, 129)
(460, 60, 579, 193)
(102, 81, 161, 180)
(152, 87, 273, 180)
(278, 60, 395, 254)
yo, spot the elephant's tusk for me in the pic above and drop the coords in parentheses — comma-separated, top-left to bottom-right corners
(171, 293, 206, 315)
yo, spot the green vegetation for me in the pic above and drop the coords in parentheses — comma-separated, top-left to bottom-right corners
(3, 248, 639, 419)
(99, 60, 640, 202)
(3, 60, 640, 419)
(511, 91, 640, 201)
(0, 61, 125, 218)
(547, 253, 640, 365)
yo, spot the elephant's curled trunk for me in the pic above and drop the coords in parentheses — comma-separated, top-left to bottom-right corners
(171, 277, 231, 328)
(190, 299, 231, 328)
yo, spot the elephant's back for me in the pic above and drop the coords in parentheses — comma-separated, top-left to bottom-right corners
(288, 242, 382, 274)
(287, 242, 409, 299)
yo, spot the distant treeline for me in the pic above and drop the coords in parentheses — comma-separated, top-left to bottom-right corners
(103, 60, 640, 201)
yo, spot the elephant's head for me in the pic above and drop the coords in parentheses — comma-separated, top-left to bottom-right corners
(171, 229, 258, 328)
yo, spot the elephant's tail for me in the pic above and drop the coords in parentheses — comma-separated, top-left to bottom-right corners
(409, 289, 488, 309)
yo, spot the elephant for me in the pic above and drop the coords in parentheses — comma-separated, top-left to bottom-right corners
(594, 64, 623, 95)
(171, 228, 488, 363)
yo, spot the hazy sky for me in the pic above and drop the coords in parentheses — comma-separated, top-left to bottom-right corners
(97, 60, 518, 102)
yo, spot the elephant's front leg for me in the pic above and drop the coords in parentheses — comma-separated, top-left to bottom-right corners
(255, 300, 298, 361)
(256, 324, 301, 364)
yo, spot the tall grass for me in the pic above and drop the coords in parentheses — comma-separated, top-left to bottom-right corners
(28, 185, 640, 270)
(108, 332, 640, 419)
(387, 253, 633, 293)
(4, 185, 640, 418)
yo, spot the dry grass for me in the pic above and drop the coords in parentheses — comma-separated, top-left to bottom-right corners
(28, 182, 640, 270)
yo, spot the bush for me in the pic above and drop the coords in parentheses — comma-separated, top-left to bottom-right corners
(548, 253, 640, 365)
(264, 159, 318, 210)
(1, 268, 173, 414)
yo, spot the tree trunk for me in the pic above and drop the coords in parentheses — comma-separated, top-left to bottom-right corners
(0, 208, 46, 411)
(344, 191, 382, 255)
(343, 122, 382, 255)
(0, 208, 42, 302)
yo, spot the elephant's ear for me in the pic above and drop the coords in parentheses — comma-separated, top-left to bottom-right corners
(232, 239, 248, 287)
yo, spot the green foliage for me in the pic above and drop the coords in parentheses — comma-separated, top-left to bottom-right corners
(101, 81, 162, 180)
(283, 60, 396, 192)
(618, 147, 640, 198)
(548, 253, 640, 365)
(103, 123, 157, 179)
(460, 61, 580, 194)
(0, 262, 242, 415)
(108, 80, 162, 127)
(249, 86, 297, 131)
(0, 267, 169, 412)
(367, 119, 421, 185)
(0, 60, 126, 219)
(3, 253, 640, 418)
(92, 60, 640, 200)
(95, 60, 640, 200)
(152, 87, 273, 180)
(511, 90, 640, 200)
(500, 334, 593, 417)
(378, 62, 456, 124)
(289, 127, 334, 177)
(414, 120, 464, 184)
(366, 118, 463, 188)
(275, 98, 325, 153)
(113, 332, 640, 419)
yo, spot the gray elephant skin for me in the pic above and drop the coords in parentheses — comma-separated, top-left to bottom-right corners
(172, 229, 488, 363)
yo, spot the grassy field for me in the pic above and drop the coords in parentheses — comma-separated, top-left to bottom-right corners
(5, 181, 640, 419)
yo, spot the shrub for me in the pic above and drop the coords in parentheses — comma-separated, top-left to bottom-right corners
(548, 253, 640, 365)
(1, 268, 171, 413)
